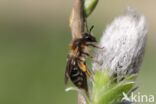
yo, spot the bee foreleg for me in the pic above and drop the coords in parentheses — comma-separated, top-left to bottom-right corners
(86, 43, 104, 49)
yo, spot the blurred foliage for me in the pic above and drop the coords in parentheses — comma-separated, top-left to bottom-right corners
(84, 0, 98, 17)
(91, 71, 135, 104)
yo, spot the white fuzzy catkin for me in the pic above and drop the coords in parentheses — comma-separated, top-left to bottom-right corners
(92, 8, 148, 77)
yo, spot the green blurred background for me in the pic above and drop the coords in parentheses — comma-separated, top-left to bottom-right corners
(0, 0, 155, 104)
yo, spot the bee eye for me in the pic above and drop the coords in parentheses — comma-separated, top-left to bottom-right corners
(83, 33, 90, 39)
(85, 36, 89, 39)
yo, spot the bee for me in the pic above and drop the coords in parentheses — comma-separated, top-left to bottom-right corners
(65, 25, 99, 94)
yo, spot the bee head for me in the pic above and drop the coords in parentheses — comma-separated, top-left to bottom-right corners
(82, 25, 97, 42)
(83, 32, 97, 42)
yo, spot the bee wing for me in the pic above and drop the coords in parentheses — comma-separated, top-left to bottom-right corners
(64, 61, 70, 85)
(64, 58, 72, 85)
(64, 71, 69, 85)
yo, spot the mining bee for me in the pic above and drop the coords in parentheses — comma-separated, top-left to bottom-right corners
(65, 25, 100, 95)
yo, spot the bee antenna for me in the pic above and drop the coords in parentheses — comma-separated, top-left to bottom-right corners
(85, 20, 89, 32)
(90, 25, 94, 32)
(85, 19, 94, 33)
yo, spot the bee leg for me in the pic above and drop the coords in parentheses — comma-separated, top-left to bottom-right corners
(83, 64, 92, 77)
(87, 43, 104, 49)
(81, 52, 102, 65)
(81, 52, 93, 58)
(78, 62, 92, 77)
(86, 67, 92, 77)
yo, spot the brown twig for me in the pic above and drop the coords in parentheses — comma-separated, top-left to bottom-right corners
(69, 0, 85, 39)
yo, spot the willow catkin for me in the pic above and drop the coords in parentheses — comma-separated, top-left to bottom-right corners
(92, 8, 148, 78)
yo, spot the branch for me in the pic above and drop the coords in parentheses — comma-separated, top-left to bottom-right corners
(69, 0, 98, 39)
(69, 0, 85, 39)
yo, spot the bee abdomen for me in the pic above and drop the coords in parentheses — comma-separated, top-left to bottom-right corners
(70, 66, 88, 91)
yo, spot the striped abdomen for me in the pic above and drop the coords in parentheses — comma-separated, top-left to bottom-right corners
(65, 58, 88, 92)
